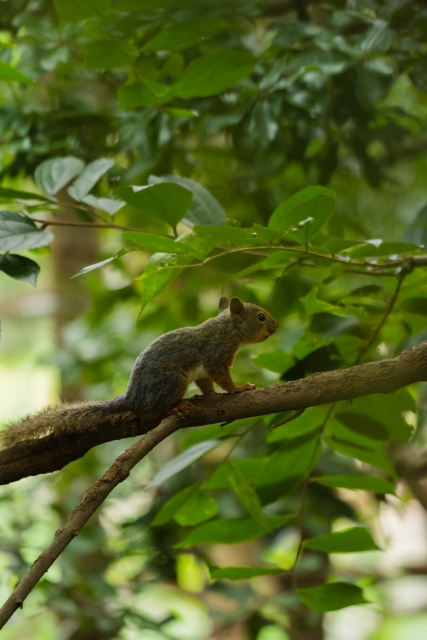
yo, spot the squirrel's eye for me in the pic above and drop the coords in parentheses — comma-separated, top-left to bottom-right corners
(257, 313, 266, 322)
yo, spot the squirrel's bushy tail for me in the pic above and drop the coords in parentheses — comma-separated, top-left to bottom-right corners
(0, 396, 134, 453)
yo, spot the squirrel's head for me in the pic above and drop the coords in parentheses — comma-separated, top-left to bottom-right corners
(219, 296, 279, 343)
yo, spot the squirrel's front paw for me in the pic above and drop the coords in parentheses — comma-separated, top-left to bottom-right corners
(235, 382, 257, 392)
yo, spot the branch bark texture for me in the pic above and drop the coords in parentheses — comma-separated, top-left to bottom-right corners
(1, 341, 426, 485)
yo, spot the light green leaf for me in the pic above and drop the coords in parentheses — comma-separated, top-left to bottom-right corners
(268, 186, 336, 240)
(172, 50, 256, 98)
(0, 211, 54, 251)
(252, 351, 295, 374)
(225, 462, 267, 527)
(209, 566, 283, 580)
(324, 436, 396, 477)
(0, 187, 53, 202)
(176, 515, 292, 547)
(81, 41, 129, 69)
(143, 16, 230, 52)
(152, 485, 201, 526)
(0, 254, 40, 286)
(0, 60, 35, 85)
(304, 527, 379, 553)
(116, 183, 192, 231)
(148, 175, 226, 227)
(71, 249, 128, 278)
(68, 158, 115, 201)
(123, 231, 196, 256)
(165, 108, 199, 119)
(146, 440, 221, 490)
(298, 582, 367, 612)
(35, 157, 85, 195)
(174, 491, 218, 526)
(82, 195, 125, 216)
(313, 475, 395, 494)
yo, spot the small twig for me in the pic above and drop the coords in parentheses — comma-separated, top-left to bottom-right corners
(31, 217, 148, 234)
(270, 408, 305, 431)
(0, 416, 180, 629)
(291, 404, 334, 591)
(355, 268, 409, 365)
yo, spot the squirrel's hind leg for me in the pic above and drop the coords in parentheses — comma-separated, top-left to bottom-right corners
(195, 376, 217, 395)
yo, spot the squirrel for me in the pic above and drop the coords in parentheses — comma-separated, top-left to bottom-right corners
(1, 297, 278, 452)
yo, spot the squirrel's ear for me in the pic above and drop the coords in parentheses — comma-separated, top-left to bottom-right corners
(230, 297, 244, 315)
(219, 296, 230, 311)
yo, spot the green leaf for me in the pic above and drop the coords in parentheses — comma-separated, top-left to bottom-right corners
(152, 485, 201, 526)
(68, 158, 115, 201)
(302, 288, 363, 319)
(82, 195, 125, 216)
(148, 175, 226, 227)
(116, 183, 192, 231)
(252, 351, 295, 374)
(252, 224, 284, 244)
(174, 491, 218, 526)
(0, 254, 40, 286)
(181, 420, 245, 450)
(176, 515, 292, 547)
(0, 187, 53, 203)
(256, 434, 321, 486)
(146, 440, 221, 490)
(335, 412, 389, 441)
(0, 211, 54, 251)
(344, 241, 421, 259)
(172, 50, 256, 98)
(54, 0, 108, 24)
(207, 458, 267, 490)
(143, 16, 231, 52)
(268, 186, 336, 240)
(35, 157, 85, 195)
(209, 566, 282, 580)
(313, 475, 396, 494)
(400, 297, 427, 316)
(266, 407, 324, 443)
(194, 225, 257, 247)
(81, 41, 129, 69)
(298, 582, 367, 612)
(123, 232, 196, 256)
(138, 264, 184, 316)
(304, 527, 379, 553)
(324, 437, 396, 477)
(335, 390, 415, 443)
(71, 249, 128, 278)
(225, 462, 267, 527)
(117, 82, 168, 108)
(0, 60, 35, 85)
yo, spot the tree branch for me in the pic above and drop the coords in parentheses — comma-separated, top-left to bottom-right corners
(0, 417, 179, 629)
(1, 341, 427, 485)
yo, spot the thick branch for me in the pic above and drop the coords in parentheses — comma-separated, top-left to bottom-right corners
(1, 342, 427, 485)
(0, 417, 178, 629)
